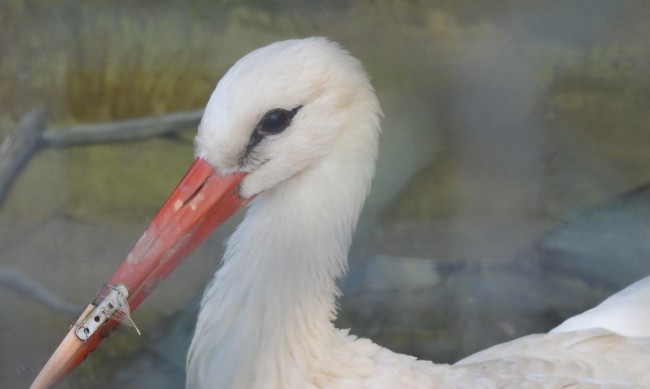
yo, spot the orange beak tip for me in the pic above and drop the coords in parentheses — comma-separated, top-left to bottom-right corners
(30, 305, 94, 389)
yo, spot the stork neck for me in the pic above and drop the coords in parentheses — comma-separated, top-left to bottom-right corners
(187, 148, 374, 388)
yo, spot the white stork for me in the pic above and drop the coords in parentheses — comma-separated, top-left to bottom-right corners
(33, 37, 650, 389)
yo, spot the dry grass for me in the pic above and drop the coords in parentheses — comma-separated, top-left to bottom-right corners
(0, 1, 252, 129)
(2, 0, 384, 130)
(61, 7, 217, 122)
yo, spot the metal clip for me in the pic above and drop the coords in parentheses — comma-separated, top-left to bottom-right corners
(74, 284, 140, 341)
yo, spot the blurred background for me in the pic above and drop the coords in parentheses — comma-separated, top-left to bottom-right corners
(2, 1, 650, 387)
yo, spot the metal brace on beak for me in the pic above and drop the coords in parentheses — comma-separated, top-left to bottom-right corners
(72, 284, 140, 341)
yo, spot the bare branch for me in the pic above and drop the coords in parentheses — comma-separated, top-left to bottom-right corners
(0, 267, 83, 316)
(0, 107, 49, 205)
(0, 108, 203, 208)
(42, 109, 204, 147)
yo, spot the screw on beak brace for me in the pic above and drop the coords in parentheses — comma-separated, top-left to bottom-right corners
(73, 284, 141, 341)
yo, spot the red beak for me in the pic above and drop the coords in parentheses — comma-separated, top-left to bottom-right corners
(31, 158, 248, 389)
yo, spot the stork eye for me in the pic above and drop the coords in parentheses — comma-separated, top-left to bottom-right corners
(257, 106, 302, 135)
(242, 105, 303, 162)
(260, 110, 290, 134)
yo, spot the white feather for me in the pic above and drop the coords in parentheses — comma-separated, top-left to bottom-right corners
(186, 37, 650, 388)
(551, 276, 650, 337)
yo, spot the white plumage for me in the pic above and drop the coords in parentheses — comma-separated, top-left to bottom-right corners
(185, 37, 650, 388)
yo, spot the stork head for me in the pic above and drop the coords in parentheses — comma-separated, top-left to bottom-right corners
(197, 37, 380, 198)
(31, 37, 380, 389)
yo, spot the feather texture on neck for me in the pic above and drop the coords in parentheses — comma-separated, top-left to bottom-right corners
(187, 115, 379, 389)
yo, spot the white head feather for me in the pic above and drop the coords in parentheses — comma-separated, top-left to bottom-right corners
(195, 37, 381, 198)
